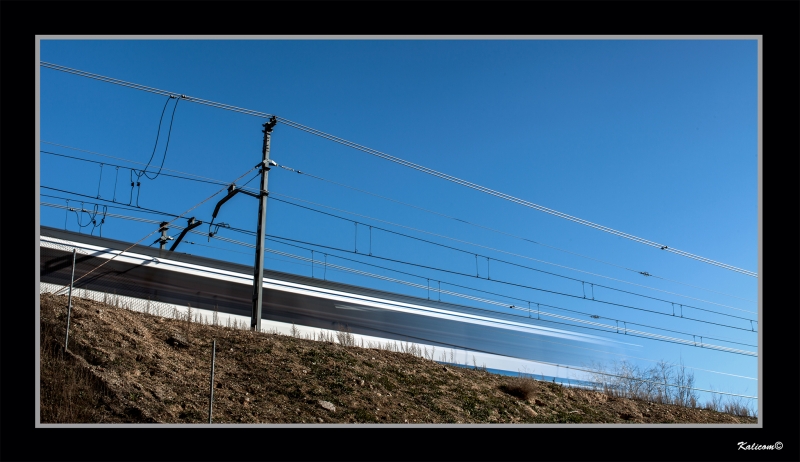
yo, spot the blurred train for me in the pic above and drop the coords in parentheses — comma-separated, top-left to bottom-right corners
(39, 225, 622, 377)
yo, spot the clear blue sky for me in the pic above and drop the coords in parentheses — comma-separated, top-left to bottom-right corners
(38, 38, 758, 407)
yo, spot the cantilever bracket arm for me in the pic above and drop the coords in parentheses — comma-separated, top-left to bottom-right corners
(211, 185, 243, 223)
(207, 182, 269, 241)
(170, 217, 203, 252)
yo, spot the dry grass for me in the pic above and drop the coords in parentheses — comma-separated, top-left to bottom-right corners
(38, 293, 757, 424)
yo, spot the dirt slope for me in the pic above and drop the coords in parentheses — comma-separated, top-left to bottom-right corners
(38, 293, 756, 424)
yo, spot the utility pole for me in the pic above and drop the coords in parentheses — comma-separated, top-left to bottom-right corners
(251, 116, 277, 332)
(158, 222, 169, 250)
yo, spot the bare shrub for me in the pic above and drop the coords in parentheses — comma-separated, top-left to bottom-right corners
(500, 376, 537, 400)
(589, 359, 700, 408)
(335, 325, 356, 347)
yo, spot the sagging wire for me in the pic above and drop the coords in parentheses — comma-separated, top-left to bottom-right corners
(207, 222, 231, 242)
(90, 205, 108, 236)
(128, 94, 181, 207)
(69, 202, 106, 235)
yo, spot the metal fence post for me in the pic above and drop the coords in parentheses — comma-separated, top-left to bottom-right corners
(64, 248, 77, 352)
(209, 339, 216, 423)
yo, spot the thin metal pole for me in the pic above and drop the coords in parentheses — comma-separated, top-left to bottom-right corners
(251, 116, 277, 332)
(209, 339, 216, 423)
(64, 248, 77, 352)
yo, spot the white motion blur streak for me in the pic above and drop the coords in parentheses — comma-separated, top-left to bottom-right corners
(39, 235, 620, 347)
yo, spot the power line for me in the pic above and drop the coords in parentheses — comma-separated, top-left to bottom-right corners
(39, 203, 757, 356)
(278, 118, 759, 278)
(41, 151, 230, 187)
(49, 164, 261, 295)
(139, 95, 180, 181)
(80, 204, 751, 344)
(267, 195, 757, 321)
(41, 141, 247, 188)
(268, 193, 756, 315)
(276, 162, 756, 304)
(40, 61, 276, 119)
(187, 231, 757, 355)
(45, 186, 757, 336)
(39, 61, 757, 277)
(39, 142, 755, 304)
(202, 233, 756, 357)
(41, 182, 757, 328)
(268, 230, 764, 342)
(41, 186, 183, 218)
(261, 235, 756, 349)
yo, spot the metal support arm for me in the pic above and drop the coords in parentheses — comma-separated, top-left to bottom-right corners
(170, 217, 203, 251)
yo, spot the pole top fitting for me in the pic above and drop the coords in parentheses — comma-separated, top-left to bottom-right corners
(263, 116, 278, 133)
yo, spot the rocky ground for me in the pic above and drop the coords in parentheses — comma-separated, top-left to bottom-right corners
(39, 293, 757, 424)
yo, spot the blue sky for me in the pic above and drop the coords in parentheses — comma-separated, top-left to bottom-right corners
(38, 38, 758, 407)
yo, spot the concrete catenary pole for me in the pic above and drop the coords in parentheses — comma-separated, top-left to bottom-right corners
(251, 116, 277, 332)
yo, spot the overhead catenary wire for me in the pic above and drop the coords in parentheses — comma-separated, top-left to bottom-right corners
(276, 162, 757, 304)
(40, 206, 759, 366)
(41, 151, 230, 187)
(178, 230, 757, 356)
(39, 61, 757, 278)
(46, 139, 758, 304)
(43, 182, 753, 331)
(41, 202, 758, 352)
(276, 117, 759, 278)
(194, 233, 756, 357)
(55, 202, 750, 346)
(42, 186, 183, 218)
(267, 195, 757, 320)
(40, 145, 755, 306)
(44, 186, 758, 334)
(262, 235, 757, 348)
(41, 141, 241, 188)
(268, 193, 756, 315)
(260, 234, 756, 349)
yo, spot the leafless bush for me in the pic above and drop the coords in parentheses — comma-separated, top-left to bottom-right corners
(723, 397, 754, 418)
(334, 325, 356, 347)
(588, 360, 699, 407)
(500, 375, 537, 400)
(589, 360, 757, 418)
